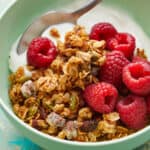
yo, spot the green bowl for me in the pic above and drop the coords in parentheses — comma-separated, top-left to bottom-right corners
(0, 0, 150, 150)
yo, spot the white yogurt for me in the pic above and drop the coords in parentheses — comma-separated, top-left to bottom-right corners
(42, 23, 74, 45)
(9, 23, 74, 72)
(9, 5, 150, 72)
(78, 5, 150, 54)
(9, 37, 27, 72)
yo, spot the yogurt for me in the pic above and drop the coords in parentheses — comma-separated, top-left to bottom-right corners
(9, 4, 150, 72)
(9, 37, 27, 72)
(9, 23, 74, 72)
(42, 23, 74, 45)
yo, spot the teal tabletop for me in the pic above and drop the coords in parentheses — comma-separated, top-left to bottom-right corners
(0, 0, 150, 150)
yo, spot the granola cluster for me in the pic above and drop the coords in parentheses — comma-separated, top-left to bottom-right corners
(9, 25, 134, 142)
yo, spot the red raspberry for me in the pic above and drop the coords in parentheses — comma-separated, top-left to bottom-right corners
(117, 95, 147, 130)
(83, 82, 118, 113)
(90, 22, 117, 41)
(27, 37, 57, 68)
(99, 51, 130, 88)
(146, 96, 150, 115)
(123, 62, 150, 96)
(107, 33, 136, 59)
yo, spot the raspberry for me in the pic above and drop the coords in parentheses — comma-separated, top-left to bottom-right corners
(27, 37, 57, 68)
(90, 22, 117, 41)
(123, 62, 150, 96)
(107, 33, 136, 59)
(99, 51, 130, 88)
(146, 96, 150, 115)
(83, 82, 118, 113)
(117, 95, 147, 130)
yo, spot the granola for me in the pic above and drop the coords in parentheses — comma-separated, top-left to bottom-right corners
(9, 25, 138, 142)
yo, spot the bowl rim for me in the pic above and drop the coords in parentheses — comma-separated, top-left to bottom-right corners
(1, 97, 150, 147)
(0, 0, 150, 147)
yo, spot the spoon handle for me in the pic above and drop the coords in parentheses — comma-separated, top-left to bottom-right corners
(71, 0, 102, 20)
(17, 0, 102, 54)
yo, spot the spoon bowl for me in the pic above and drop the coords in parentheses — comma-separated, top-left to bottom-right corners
(17, 0, 101, 54)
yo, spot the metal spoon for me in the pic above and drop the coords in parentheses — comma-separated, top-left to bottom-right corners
(17, 0, 101, 54)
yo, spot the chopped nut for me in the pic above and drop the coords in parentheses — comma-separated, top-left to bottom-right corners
(59, 48, 78, 57)
(62, 56, 84, 80)
(57, 130, 66, 139)
(31, 70, 44, 81)
(50, 27, 60, 38)
(46, 112, 66, 127)
(76, 51, 91, 62)
(88, 132, 97, 142)
(93, 40, 106, 50)
(42, 97, 53, 111)
(50, 93, 64, 104)
(78, 107, 92, 120)
(57, 40, 65, 52)
(70, 34, 83, 47)
(21, 80, 36, 98)
(9, 83, 24, 104)
(116, 126, 129, 133)
(69, 95, 77, 111)
(69, 91, 79, 111)
(97, 55, 106, 66)
(47, 125, 58, 135)
(76, 133, 89, 142)
(87, 40, 106, 54)
(53, 104, 64, 113)
(36, 76, 58, 93)
(98, 120, 116, 134)
(50, 56, 65, 73)
(61, 108, 71, 118)
(136, 48, 147, 59)
(64, 25, 89, 48)
(17, 106, 28, 120)
(27, 105, 38, 117)
(57, 74, 72, 91)
(24, 97, 37, 107)
(13, 103, 20, 114)
(64, 121, 78, 140)
(103, 112, 120, 122)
